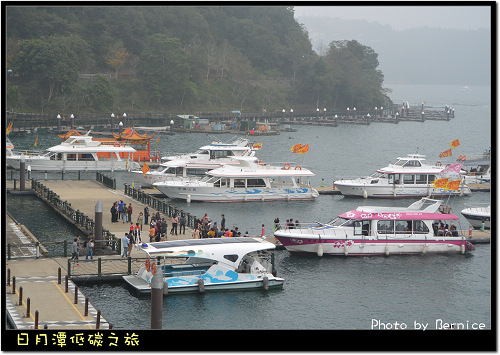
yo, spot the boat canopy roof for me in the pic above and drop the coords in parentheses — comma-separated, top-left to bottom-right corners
(338, 198, 459, 221)
(48, 135, 136, 153)
(208, 158, 315, 178)
(138, 237, 275, 267)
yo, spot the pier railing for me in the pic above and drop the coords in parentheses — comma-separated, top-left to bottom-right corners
(31, 179, 119, 253)
(7, 239, 120, 260)
(123, 183, 198, 228)
(96, 171, 116, 189)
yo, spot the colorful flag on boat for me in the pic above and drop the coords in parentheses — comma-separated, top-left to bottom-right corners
(439, 149, 452, 158)
(432, 178, 449, 189)
(34, 135, 38, 147)
(6, 121, 12, 134)
(291, 144, 303, 153)
(299, 144, 309, 155)
(446, 180, 462, 191)
(249, 127, 256, 135)
(142, 162, 150, 176)
(252, 143, 263, 150)
(450, 139, 460, 148)
(155, 135, 160, 145)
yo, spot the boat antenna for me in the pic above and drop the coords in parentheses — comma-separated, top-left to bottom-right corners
(84, 130, 92, 136)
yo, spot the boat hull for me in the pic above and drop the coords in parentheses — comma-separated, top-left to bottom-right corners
(274, 235, 472, 256)
(6, 156, 137, 171)
(334, 182, 471, 198)
(155, 185, 319, 202)
(123, 274, 284, 294)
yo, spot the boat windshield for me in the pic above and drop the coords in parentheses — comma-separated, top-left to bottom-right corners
(370, 172, 387, 179)
(200, 175, 217, 183)
(326, 217, 350, 226)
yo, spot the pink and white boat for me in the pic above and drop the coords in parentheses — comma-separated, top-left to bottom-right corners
(274, 198, 475, 256)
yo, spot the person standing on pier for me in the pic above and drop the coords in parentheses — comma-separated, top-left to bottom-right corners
(118, 200, 125, 221)
(121, 233, 129, 258)
(220, 214, 226, 230)
(127, 203, 133, 224)
(70, 238, 79, 261)
(171, 214, 178, 235)
(111, 202, 118, 223)
(144, 205, 149, 226)
(137, 212, 143, 231)
(179, 215, 186, 234)
(85, 234, 94, 261)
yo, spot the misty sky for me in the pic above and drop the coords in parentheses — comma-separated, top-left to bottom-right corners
(294, 6, 491, 31)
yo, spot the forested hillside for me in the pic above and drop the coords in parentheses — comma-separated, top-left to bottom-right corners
(6, 6, 392, 114)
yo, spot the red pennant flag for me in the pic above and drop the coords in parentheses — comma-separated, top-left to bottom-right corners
(450, 139, 460, 148)
(142, 162, 150, 176)
(439, 149, 452, 158)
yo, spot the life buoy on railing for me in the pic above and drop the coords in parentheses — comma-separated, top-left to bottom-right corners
(151, 263, 157, 275)
(258, 160, 264, 166)
(295, 166, 302, 170)
(458, 155, 467, 161)
(114, 143, 121, 147)
(145, 259, 150, 272)
(283, 163, 291, 170)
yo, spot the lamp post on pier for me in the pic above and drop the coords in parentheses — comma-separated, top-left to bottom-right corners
(111, 113, 115, 133)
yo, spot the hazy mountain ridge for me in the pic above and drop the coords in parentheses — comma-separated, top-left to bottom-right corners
(297, 15, 491, 86)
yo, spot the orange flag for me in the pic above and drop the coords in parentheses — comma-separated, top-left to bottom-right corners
(34, 135, 38, 147)
(439, 149, 452, 158)
(252, 143, 263, 150)
(299, 144, 309, 155)
(142, 162, 150, 176)
(291, 144, 303, 153)
(155, 135, 160, 145)
(433, 178, 449, 189)
(450, 139, 460, 148)
(446, 180, 462, 191)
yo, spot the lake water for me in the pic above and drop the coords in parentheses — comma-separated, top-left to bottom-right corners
(6, 84, 491, 335)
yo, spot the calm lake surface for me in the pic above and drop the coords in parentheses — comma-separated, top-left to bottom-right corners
(7, 84, 491, 331)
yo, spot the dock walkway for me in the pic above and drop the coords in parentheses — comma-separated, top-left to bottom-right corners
(38, 180, 194, 255)
(6, 214, 110, 329)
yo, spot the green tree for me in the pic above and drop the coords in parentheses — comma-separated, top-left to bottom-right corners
(137, 33, 193, 108)
(82, 74, 115, 112)
(13, 34, 93, 103)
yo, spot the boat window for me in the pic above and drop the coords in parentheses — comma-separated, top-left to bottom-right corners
(186, 168, 208, 176)
(327, 218, 349, 226)
(413, 220, 430, 234)
(403, 160, 422, 167)
(78, 153, 95, 161)
(234, 179, 245, 188)
(428, 175, 436, 184)
(392, 174, 401, 184)
(393, 159, 407, 166)
(377, 220, 394, 234)
(403, 174, 415, 184)
(247, 178, 266, 187)
(211, 150, 230, 159)
(395, 220, 411, 233)
(370, 179, 379, 184)
(214, 179, 222, 187)
(354, 220, 370, 235)
(67, 154, 77, 161)
(415, 174, 427, 184)
(223, 254, 239, 262)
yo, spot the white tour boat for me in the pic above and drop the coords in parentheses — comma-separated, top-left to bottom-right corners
(334, 154, 472, 198)
(132, 156, 259, 188)
(6, 133, 141, 172)
(461, 204, 490, 230)
(123, 237, 284, 294)
(274, 198, 475, 256)
(153, 158, 319, 202)
(161, 137, 257, 163)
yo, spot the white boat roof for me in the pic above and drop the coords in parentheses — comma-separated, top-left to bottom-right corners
(207, 158, 315, 178)
(377, 154, 449, 174)
(48, 135, 136, 153)
(138, 237, 275, 267)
